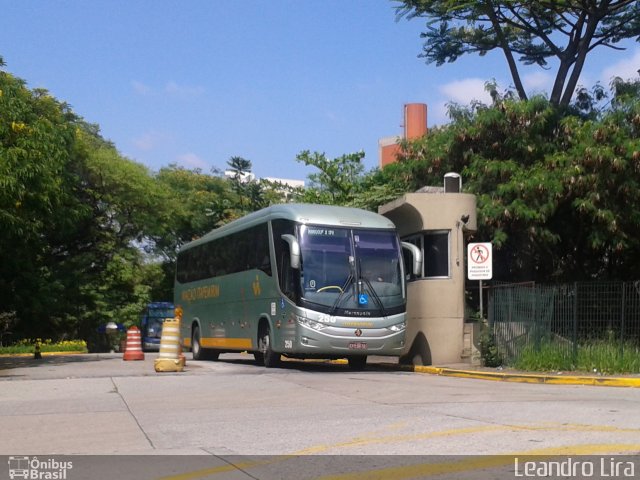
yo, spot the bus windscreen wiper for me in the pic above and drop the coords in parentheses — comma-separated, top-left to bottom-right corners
(329, 273, 354, 316)
(358, 258, 388, 318)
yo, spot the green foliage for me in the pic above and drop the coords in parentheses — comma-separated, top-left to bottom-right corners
(478, 325, 503, 368)
(76, 128, 170, 244)
(0, 69, 180, 347)
(155, 164, 227, 251)
(292, 149, 407, 211)
(210, 157, 280, 223)
(0, 71, 82, 339)
(0, 339, 87, 355)
(514, 341, 640, 374)
(378, 84, 640, 282)
(294, 151, 366, 205)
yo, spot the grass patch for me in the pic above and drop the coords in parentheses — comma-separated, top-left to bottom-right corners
(514, 340, 640, 374)
(0, 338, 88, 355)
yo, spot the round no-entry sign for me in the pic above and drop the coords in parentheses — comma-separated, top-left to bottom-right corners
(467, 242, 492, 280)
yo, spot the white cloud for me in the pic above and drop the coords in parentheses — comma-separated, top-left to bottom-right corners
(131, 80, 152, 96)
(439, 78, 493, 105)
(131, 80, 205, 98)
(132, 131, 167, 151)
(165, 81, 205, 98)
(177, 152, 208, 170)
(601, 49, 640, 83)
(522, 71, 553, 92)
(429, 101, 450, 126)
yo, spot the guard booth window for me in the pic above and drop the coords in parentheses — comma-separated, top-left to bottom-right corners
(403, 231, 450, 280)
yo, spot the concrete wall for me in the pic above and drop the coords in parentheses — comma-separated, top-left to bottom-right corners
(380, 192, 477, 365)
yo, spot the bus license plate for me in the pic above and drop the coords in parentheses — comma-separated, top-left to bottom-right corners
(348, 342, 367, 350)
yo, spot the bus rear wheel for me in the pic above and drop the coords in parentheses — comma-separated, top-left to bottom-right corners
(257, 323, 281, 368)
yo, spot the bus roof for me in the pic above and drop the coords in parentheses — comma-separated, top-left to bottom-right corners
(181, 203, 397, 251)
(147, 302, 174, 308)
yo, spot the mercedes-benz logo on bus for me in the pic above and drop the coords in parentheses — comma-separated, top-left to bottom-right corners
(354, 329, 363, 337)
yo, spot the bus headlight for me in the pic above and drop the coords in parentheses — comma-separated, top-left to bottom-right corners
(296, 316, 326, 331)
(386, 321, 406, 332)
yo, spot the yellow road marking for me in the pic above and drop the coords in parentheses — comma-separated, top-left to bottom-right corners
(293, 425, 506, 455)
(157, 443, 640, 480)
(316, 444, 640, 480)
(292, 422, 640, 455)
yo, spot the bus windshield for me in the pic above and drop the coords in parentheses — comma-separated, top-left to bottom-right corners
(144, 306, 174, 339)
(299, 225, 403, 315)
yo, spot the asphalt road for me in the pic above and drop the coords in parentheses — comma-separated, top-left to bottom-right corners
(1, 353, 639, 479)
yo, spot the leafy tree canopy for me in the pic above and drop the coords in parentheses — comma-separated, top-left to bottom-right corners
(396, 0, 640, 106)
(294, 150, 366, 205)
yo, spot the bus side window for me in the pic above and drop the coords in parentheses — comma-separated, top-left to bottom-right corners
(254, 226, 272, 276)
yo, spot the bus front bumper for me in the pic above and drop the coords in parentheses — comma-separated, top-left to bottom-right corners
(143, 340, 161, 352)
(294, 324, 405, 355)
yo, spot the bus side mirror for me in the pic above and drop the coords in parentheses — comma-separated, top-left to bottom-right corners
(401, 242, 423, 276)
(281, 234, 301, 270)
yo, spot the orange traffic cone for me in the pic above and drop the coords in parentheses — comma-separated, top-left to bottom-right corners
(123, 326, 145, 361)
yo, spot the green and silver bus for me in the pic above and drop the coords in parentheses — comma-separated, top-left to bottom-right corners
(175, 203, 422, 369)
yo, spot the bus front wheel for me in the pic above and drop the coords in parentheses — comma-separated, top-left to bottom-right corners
(348, 356, 367, 370)
(257, 323, 281, 368)
(192, 325, 219, 361)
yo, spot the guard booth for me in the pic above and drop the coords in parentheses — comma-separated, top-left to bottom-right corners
(379, 176, 478, 365)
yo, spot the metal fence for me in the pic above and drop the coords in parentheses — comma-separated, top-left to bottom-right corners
(487, 281, 640, 368)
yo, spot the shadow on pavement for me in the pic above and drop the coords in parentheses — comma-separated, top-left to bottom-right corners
(0, 353, 120, 371)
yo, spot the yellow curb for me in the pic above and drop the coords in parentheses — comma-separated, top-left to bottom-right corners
(337, 361, 640, 388)
(412, 365, 640, 388)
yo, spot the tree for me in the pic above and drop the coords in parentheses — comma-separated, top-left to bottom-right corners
(226, 156, 252, 181)
(212, 156, 279, 220)
(292, 150, 409, 211)
(0, 70, 83, 339)
(0, 66, 179, 343)
(150, 165, 229, 299)
(377, 83, 640, 282)
(69, 128, 174, 343)
(154, 164, 228, 253)
(396, 1, 640, 107)
(295, 151, 366, 205)
(224, 156, 258, 214)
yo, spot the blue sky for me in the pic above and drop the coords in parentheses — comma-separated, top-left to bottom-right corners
(1, 1, 639, 181)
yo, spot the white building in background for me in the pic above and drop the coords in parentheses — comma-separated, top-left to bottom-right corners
(262, 177, 305, 189)
(224, 170, 256, 183)
(223, 171, 305, 190)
